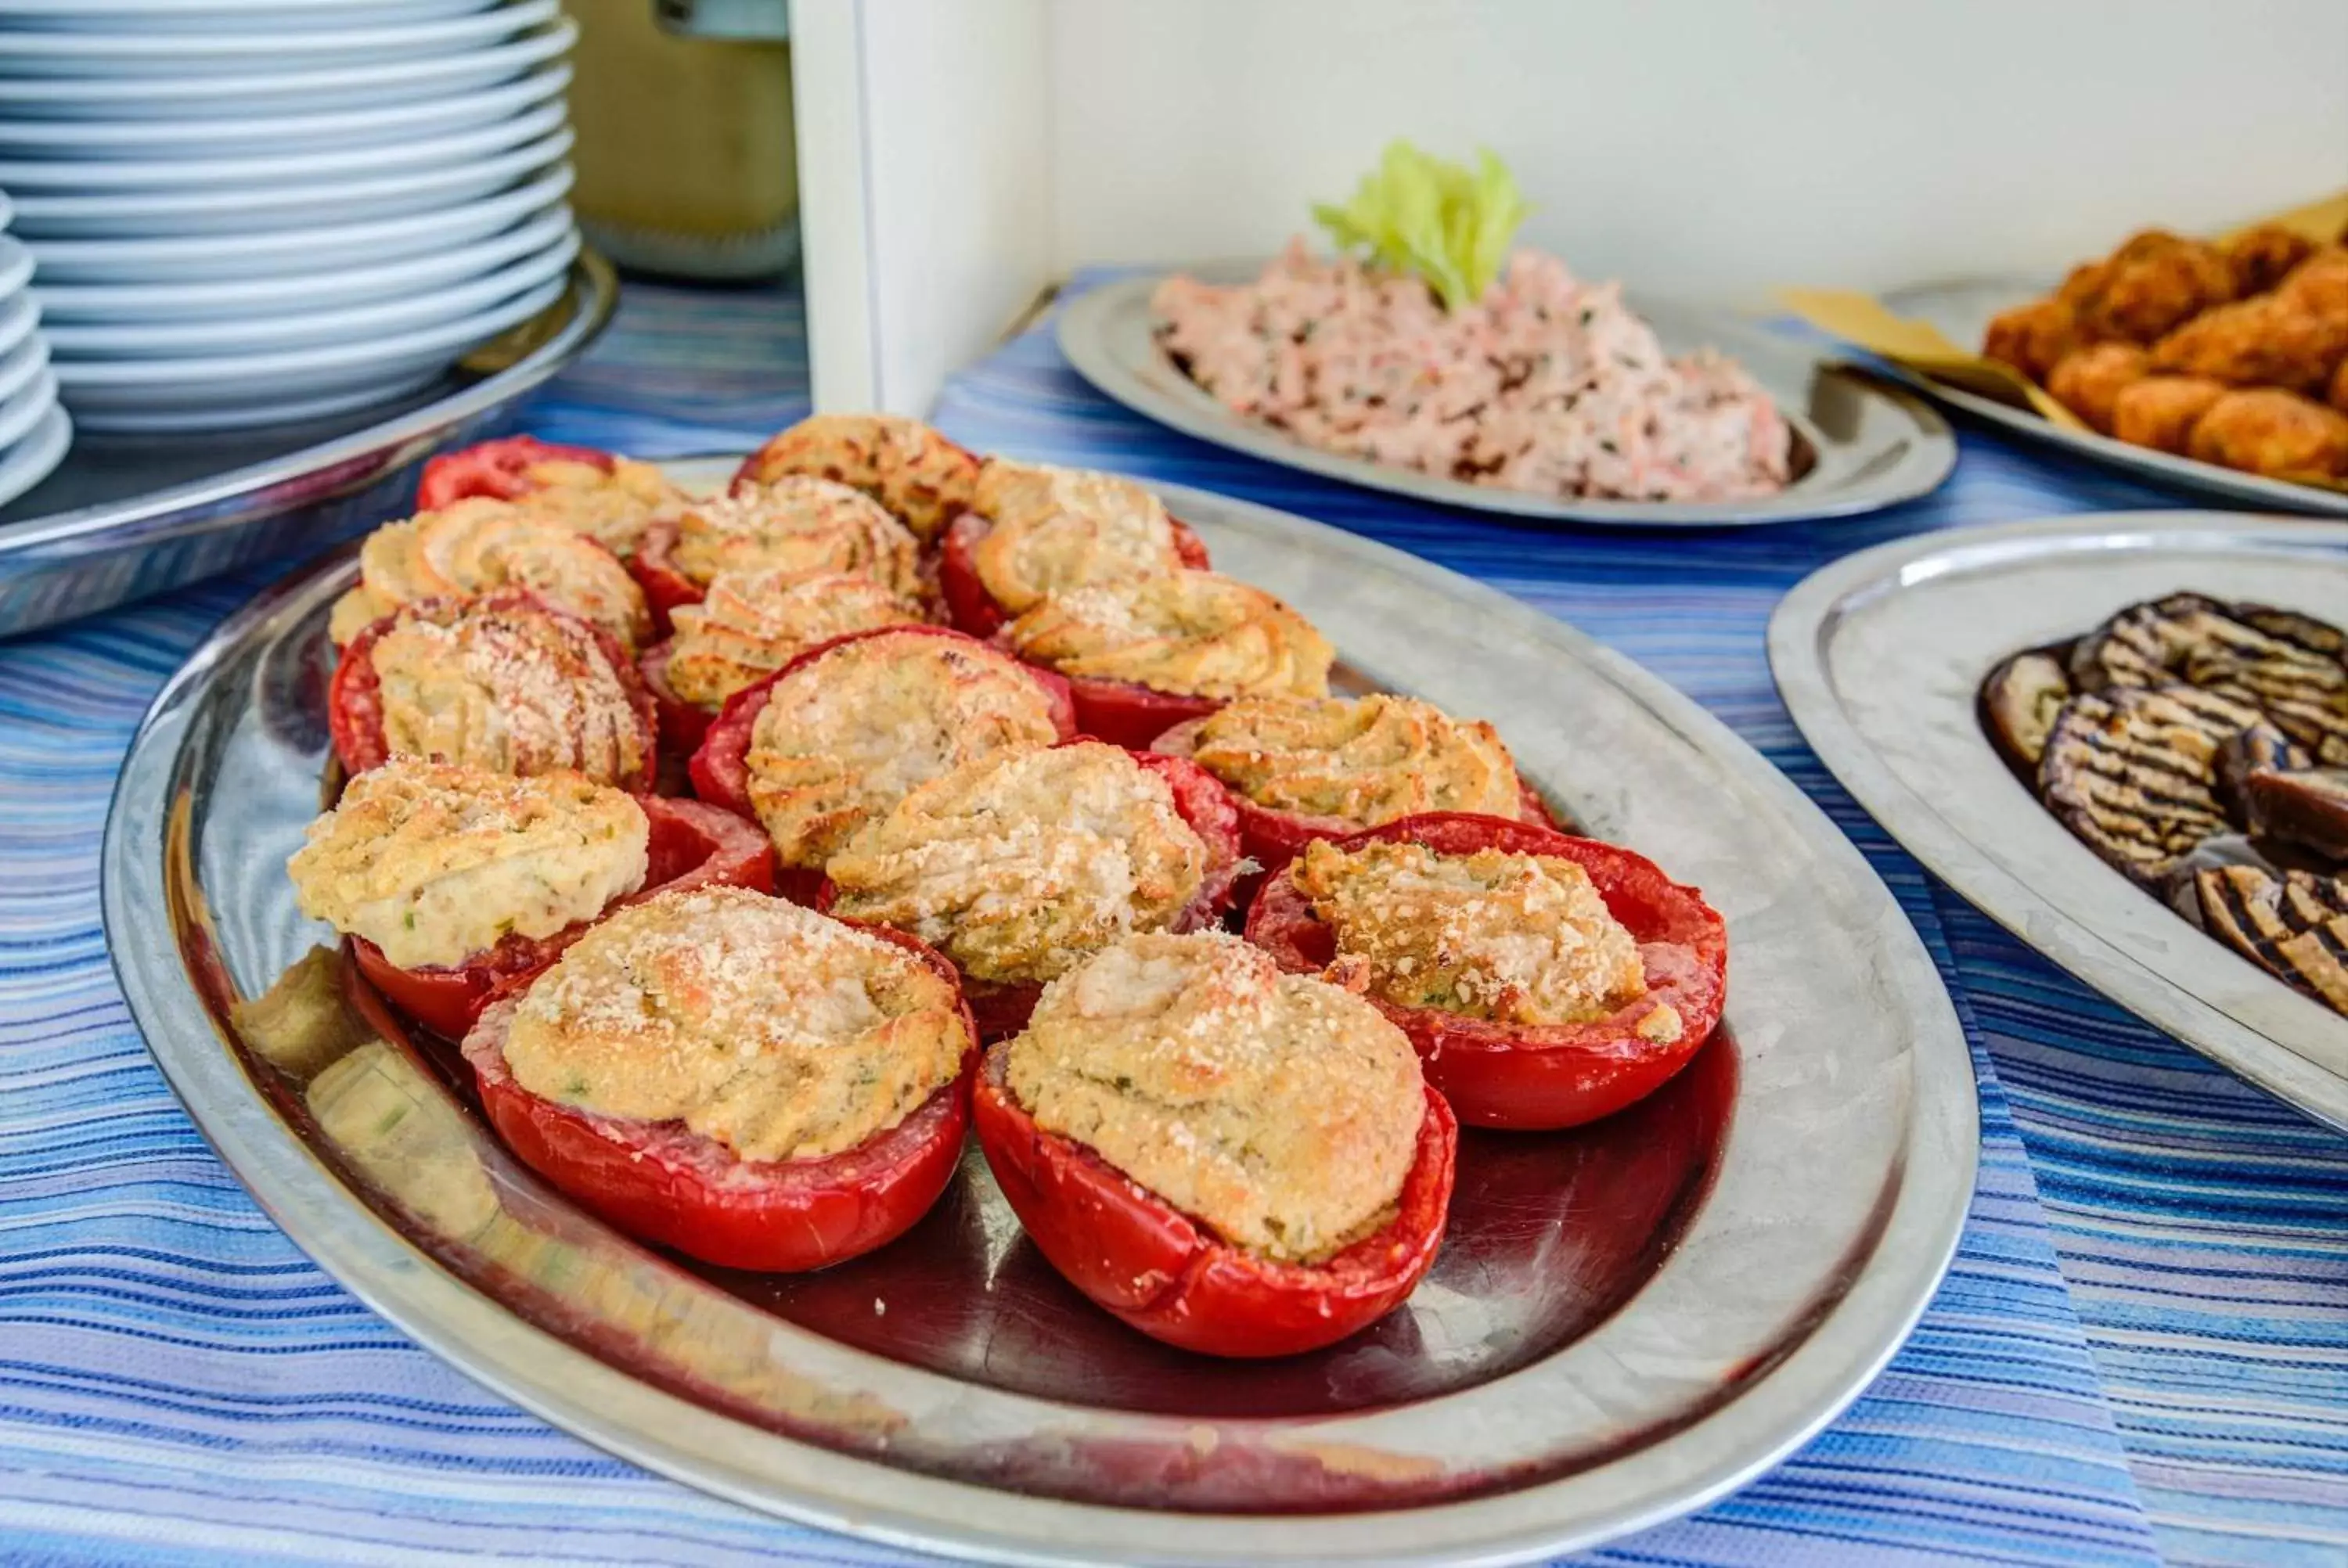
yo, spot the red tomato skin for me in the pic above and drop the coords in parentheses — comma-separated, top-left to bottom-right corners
(1242, 812, 1727, 1131)
(807, 744, 1244, 1041)
(938, 509, 1211, 640)
(623, 519, 701, 637)
(416, 437, 614, 512)
(1149, 717, 1564, 907)
(328, 588, 659, 793)
(350, 795, 776, 1041)
(637, 638, 712, 756)
(973, 1049, 1456, 1357)
(686, 626, 1081, 906)
(464, 920, 979, 1273)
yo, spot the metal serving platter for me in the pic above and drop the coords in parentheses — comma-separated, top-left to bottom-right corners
(104, 466, 1978, 1565)
(1878, 276, 2348, 519)
(1770, 511, 2348, 1132)
(0, 250, 615, 638)
(1057, 262, 1956, 528)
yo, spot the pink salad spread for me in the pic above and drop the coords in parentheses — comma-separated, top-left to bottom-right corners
(1152, 240, 1795, 503)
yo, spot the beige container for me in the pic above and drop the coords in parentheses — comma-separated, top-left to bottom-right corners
(564, 0, 798, 279)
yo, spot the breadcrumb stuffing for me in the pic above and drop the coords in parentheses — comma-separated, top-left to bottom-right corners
(664, 567, 924, 710)
(1005, 570, 1332, 699)
(330, 497, 650, 652)
(1186, 693, 1522, 825)
(669, 476, 924, 599)
(969, 459, 1185, 614)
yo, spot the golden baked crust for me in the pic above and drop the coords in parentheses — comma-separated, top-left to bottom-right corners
(288, 761, 647, 970)
(668, 477, 923, 599)
(663, 567, 925, 710)
(508, 455, 686, 556)
(502, 886, 965, 1163)
(368, 597, 652, 786)
(328, 498, 651, 652)
(740, 413, 978, 543)
(826, 741, 1207, 985)
(745, 629, 1064, 869)
(1005, 570, 1333, 699)
(1185, 694, 1522, 825)
(1293, 838, 1647, 1026)
(1006, 931, 1422, 1263)
(969, 459, 1185, 614)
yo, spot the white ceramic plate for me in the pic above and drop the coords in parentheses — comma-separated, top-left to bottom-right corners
(7, 128, 570, 239)
(0, 24, 569, 118)
(0, 335, 51, 408)
(56, 272, 566, 426)
(23, 164, 572, 283)
(0, 236, 32, 300)
(0, 0, 493, 28)
(45, 226, 575, 356)
(0, 292, 38, 361)
(0, 59, 571, 160)
(0, 403, 69, 509)
(67, 372, 450, 434)
(0, 0, 553, 74)
(0, 363, 57, 451)
(0, 96, 566, 192)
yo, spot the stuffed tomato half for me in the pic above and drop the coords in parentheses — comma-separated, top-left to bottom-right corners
(938, 459, 1211, 638)
(972, 931, 1455, 1357)
(995, 569, 1334, 749)
(628, 474, 926, 630)
(1244, 812, 1727, 1130)
(414, 436, 684, 560)
(289, 760, 774, 1041)
(463, 886, 976, 1272)
(329, 588, 659, 792)
(816, 739, 1245, 1041)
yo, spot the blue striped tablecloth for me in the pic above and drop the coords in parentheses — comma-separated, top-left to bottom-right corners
(2, 275, 2341, 1566)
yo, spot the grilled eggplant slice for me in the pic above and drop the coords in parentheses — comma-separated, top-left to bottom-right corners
(1981, 650, 2073, 775)
(2235, 602, 2346, 660)
(2242, 766, 2348, 861)
(2193, 865, 2348, 1015)
(2069, 593, 2348, 764)
(2276, 919, 2348, 1013)
(2038, 684, 2264, 885)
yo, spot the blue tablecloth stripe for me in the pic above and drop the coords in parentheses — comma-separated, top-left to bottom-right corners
(0, 276, 2340, 1564)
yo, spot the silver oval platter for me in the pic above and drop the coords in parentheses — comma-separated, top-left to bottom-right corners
(1876, 277, 2348, 519)
(0, 251, 615, 638)
(1770, 510, 2348, 1132)
(104, 464, 1977, 1566)
(1057, 262, 1956, 527)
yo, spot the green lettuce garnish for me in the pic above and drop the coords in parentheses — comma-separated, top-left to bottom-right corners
(1311, 141, 1532, 311)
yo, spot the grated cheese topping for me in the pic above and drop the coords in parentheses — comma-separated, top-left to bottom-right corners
(328, 498, 652, 652)
(503, 886, 966, 1163)
(825, 741, 1207, 985)
(1004, 570, 1333, 699)
(1005, 931, 1422, 1262)
(1294, 838, 1649, 1027)
(1186, 693, 1524, 825)
(664, 567, 925, 710)
(744, 629, 1064, 869)
(739, 413, 978, 542)
(668, 477, 923, 599)
(368, 597, 650, 786)
(968, 459, 1185, 615)
(508, 455, 686, 557)
(289, 760, 647, 970)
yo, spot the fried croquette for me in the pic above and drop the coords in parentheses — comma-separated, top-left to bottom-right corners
(2187, 389, 2348, 480)
(2279, 248, 2348, 317)
(2222, 225, 2320, 297)
(2151, 295, 2348, 394)
(2110, 376, 2229, 454)
(2047, 343, 2152, 433)
(1983, 297, 2083, 383)
(2074, 234, 2237, 343)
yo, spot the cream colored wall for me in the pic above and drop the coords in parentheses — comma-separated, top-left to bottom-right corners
(1046, 0, 2348, 300)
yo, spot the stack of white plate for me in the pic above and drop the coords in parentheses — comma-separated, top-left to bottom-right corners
(0, 189, 68, 504)
(0, 0, 581, 433)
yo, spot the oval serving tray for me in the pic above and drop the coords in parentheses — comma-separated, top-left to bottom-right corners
(1057, 263, 1956, 528)
(105, 469, 1976, 1566)
(1875, 276, 2348, 519)
(0, 250, 614, 638)
(1770, 510, 2348, 1132)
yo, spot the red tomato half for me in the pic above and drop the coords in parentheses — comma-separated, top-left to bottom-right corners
(689, 626, 1080, 905)
(464, 919, 978, 1272)
(637, 638, 711, 755)
(938, 509, 1212, 639)
(625, 519, 702, 633)
(1151, 715, 1565, 892)
(1243, 813, 1727, 1131)
(973, 1048, 1456, 1357)
(350, 795, 776, 1041)
(328, 588, 659, 792)
(812, 744, 1246, 1041)
(416, 436, 614, 512)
